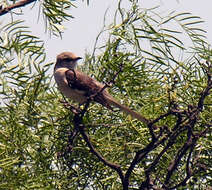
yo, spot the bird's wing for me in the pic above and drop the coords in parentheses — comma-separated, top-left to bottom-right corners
(65, 69, 101, 95)
(65, 69, 112, 109)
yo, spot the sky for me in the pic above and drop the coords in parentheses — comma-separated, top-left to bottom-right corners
(2, 0, 212, 62)
(47, 0, 212, 61)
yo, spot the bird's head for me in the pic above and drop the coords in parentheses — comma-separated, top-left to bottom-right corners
(55, 52, 82, 70)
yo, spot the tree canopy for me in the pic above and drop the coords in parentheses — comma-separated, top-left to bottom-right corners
(0, 0, 211, 189)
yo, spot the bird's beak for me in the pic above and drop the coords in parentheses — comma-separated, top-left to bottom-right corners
(76, 57, 82, 61)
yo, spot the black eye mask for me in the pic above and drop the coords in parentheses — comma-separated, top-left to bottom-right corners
(63, 58, 74, 62)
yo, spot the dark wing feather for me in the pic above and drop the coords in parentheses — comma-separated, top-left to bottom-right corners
(65, 69, 112, 109)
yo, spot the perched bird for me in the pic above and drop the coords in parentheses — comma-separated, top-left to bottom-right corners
(54, 52, 147, 123)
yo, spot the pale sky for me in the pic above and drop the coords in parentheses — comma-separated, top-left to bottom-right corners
(47, 0, 212, 61)
(2, 0, 212, 61)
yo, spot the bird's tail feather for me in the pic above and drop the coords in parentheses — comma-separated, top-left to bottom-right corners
(106, 95, 148, 123)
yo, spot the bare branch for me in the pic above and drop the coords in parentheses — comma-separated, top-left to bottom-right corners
(124, 141, 156, 188)
(168, 147, 193, 190)
(73, 114, 125, 185)
(0, 0, 36, 16)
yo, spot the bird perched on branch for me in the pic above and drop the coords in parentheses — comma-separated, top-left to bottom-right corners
(54, 52, 147, 123)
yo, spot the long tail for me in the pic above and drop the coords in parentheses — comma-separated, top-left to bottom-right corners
(105, 95, 148, 124)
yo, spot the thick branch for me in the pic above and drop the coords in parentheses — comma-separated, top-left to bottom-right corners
(164, 137, 193, 185)
(139, 127, 186, 189)
(73, 114, 125, 184)
(0, 0, 36, 16)
(124, 141, 156, 188)
(168, 146, 193, 190)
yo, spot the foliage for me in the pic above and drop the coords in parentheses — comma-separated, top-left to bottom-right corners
(0, 0, 211, 190)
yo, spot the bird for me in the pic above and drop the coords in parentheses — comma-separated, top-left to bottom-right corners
(54, 52, 147, 123)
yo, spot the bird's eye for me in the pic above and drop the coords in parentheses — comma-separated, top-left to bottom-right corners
(63, 58, 73, 62)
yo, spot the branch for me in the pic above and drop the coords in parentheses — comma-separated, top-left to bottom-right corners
(197, 65, 212, 111)
(139, 127, 186, 189)
(124, 109, 184, 189)
(164, 128, 196, 186)
(150, 111, 173, 125)
(0, 0, 36, 16)
(147, 110, 174, 140)
(64, 65, 126, 186)
(73, 114, 125, 185)
(168, 146, 193, 190)
(124, 141, 156, 188)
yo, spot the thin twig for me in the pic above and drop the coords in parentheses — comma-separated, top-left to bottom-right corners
(0, 0, 36, 16)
